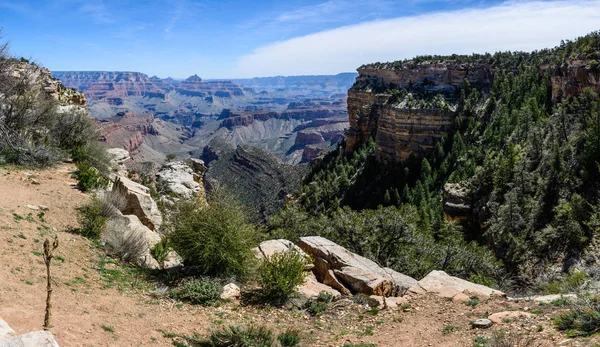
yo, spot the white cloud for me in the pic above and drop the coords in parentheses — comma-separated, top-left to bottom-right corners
(235, 0, 600, 78)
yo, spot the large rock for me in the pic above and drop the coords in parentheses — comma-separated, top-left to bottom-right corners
(298, 236, 416, 296)
(443, 182, 471, 218)
(0, 331, 59, 347)
(253, 239, 314, 272)
(254, 239, 307, 259)
(156, 161, 202, 199)
(408, 270, 505, 299)
(104, 213, 162, 269)
(298, 272, 341, 299)
(0, 318, 14, 338)
(112, 176, 162, 230)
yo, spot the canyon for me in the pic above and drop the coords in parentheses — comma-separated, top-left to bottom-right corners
(53, 71, 355, 164)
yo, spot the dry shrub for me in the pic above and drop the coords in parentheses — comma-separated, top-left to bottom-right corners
(104, 225, 147, 264)
(98, 189, 126, 218)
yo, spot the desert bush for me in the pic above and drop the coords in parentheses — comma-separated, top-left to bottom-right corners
(305, 300, 328, 316)
(72, 162, 108, 192)
(104, 225, 147, 264)
(0, 41, 109, 170)
(485, 329, 535, 346)
(187, 325, 274, 347)
(98, 189, 126, 218)
(170, 278, 222, 306)
(76, 196, 108, 239)
(277, 328, 301, 347)
(167, 190, 260, 278)
(151, 236, 171, 268)
(553, 295, 600, 337)
(257, 250, 308, 305)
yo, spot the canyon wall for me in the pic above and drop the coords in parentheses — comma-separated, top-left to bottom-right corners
(551, 58, 600, 101)
(347, 59, 600, 164)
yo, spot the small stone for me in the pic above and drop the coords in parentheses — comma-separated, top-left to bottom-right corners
(39, 205, 49, 211)
(472, 318, 493, 328)
(26, 204, 39, 210)
(30, 179, 40, 185)
(220, 283, 241, 300)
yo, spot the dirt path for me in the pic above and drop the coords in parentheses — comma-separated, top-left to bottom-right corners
(0, 164, 593, 346)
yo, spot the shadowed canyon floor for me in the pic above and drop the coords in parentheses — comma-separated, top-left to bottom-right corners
(0, 164, 596, 346)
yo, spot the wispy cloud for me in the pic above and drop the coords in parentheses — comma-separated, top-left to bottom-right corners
(235, 0, 600, 77)
(77, 0, 113, 24)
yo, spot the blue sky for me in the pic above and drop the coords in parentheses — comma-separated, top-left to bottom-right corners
(1, 0, 599, 78)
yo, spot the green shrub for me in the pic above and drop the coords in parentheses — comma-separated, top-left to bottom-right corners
(167, 191, 259, 278)
(76, 196, 108, 239)
(317, 291, 334, 303)
(257, 250, 308, 305)
(591, 59, 599, 72)
(466, 296, 480, 307)
(277, 328, 301, 347)
(553, 298, 600, 337)
(189, 325, 274, 347)
(151, 236, 171, 268)
(305, 301, 328, 316)
(72, 162, 108, 192)
(170, 278, 222, 306)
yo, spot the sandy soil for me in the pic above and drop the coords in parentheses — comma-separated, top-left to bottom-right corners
(0, 164, 596, 347)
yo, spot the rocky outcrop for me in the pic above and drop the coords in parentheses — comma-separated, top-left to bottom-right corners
(253, 239, 308, 260)
(112, 176, 162, 230)
(0, 317, 59, 347)
(298, 236, 417, 297)
(53, 71, 166, 101)
(202, 139, 307, 222)
(347, 57, 600, 164)
(156, 161, 203, 200)
(551, 58, 600, 101)
(443, 182, 471, 220)
(104, 212, 162, 269)
(408, 270, 505, 300)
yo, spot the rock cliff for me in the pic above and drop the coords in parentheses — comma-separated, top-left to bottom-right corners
(550, 58, 600, 101)
(347, 57, 600, 164)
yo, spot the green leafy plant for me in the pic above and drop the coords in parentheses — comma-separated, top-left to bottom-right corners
(257, 250, 308, 305)
(150, 236, 171, 267)
(72, 162, 108, 192)
(76, 196, 108, 239)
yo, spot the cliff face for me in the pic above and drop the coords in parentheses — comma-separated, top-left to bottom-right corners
(551, 58, 600, 101)
(347, 58, 600, 164)
(345, 61, 494, 163)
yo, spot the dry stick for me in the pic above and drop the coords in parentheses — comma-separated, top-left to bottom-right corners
(43, 237, 59, 331)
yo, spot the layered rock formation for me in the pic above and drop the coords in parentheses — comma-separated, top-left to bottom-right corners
(347, 58, 600, 164)
(345, 61, 494, 163)
(202, 137, 307, 222)
(551, 58, 600, 101)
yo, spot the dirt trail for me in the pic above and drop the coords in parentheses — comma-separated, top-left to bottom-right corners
(0, 164, 592, 346)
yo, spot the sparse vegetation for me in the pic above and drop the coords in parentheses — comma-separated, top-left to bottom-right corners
(257, 250, 308, 305)
(277, 328, 301, 347)
(183, 325, 274, 347)
(76, 196, 108, 239)
(169, 278, 222, 306)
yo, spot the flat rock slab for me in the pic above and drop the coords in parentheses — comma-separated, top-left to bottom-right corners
(408, 270, 505, 299)
(488, 311, 534, 324)
(0, 331, 59, 347)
